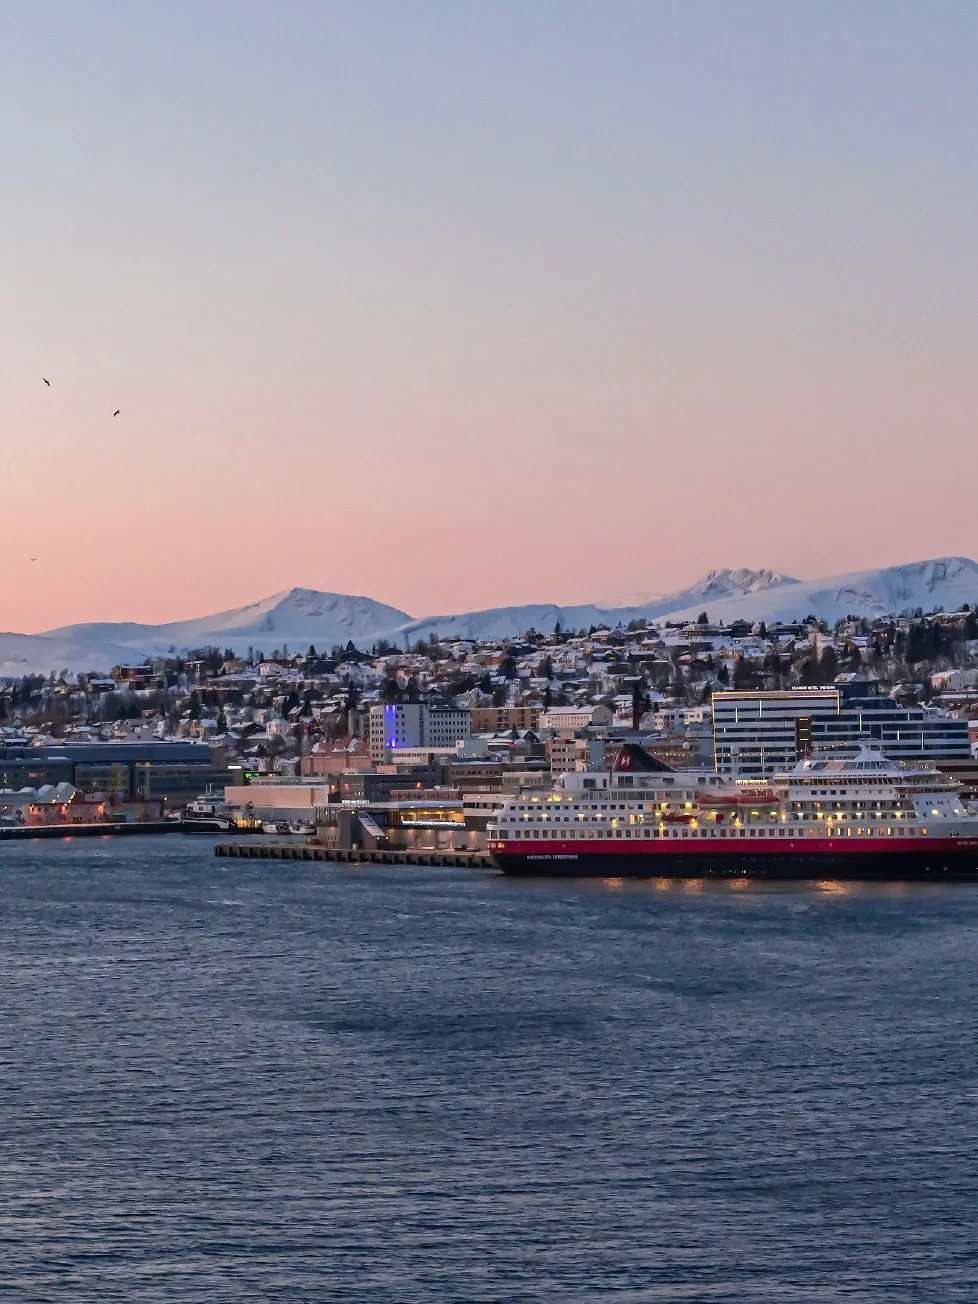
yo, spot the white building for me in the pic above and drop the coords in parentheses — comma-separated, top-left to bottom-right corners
(368, 703, 471, 763)
(538, 705, 614, 736)
(713, 687, 971, 777)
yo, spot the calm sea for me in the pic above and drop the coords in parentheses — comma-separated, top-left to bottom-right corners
(2, 836, 978, 1302)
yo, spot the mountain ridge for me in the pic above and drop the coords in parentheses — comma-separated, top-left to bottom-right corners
(0, 557, 973, 675)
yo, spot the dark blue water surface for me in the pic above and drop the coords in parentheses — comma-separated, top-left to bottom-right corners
(3, 837, 978, 1301)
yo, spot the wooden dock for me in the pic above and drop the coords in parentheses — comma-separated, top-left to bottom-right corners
(215, 841, 495, 868)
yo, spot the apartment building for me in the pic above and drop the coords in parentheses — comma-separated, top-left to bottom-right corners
(471, 705, 541, 733)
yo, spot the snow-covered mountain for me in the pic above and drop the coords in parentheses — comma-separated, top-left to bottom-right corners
(605, 568, 796, 611)
(3, 557, 976, 675)
(0, 630, 142, 679)
(653, 557, 978, 627)
(39, 589, 412, 672)
(398, 570, 801, 644)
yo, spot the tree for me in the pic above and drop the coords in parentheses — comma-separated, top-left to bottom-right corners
(697, 611, 709, 625)
(717, 662, 730, 686)
(344, 682, 361, 716)
(217, 708, 228, 734)
(732, 657, 755, 689)
(818, 646, 839, 680)
(798, 656, 820, 686)
(631, 679, 651, 730)
(188, 690, 201, 721)
(307, 644, 317, 659)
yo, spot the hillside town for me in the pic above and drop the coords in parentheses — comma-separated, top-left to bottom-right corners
(2, 604, 978, 837)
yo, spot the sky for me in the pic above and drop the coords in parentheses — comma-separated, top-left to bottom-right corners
(3, 0, 978, 631)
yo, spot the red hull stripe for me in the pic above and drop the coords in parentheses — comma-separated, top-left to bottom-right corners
(489, 838, 978, 855)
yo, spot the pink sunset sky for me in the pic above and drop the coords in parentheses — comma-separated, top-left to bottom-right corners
(3, 1, 977, 633)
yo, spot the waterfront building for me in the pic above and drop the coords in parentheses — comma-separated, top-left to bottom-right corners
(712, 686, 971, 777)
(0, 741, 228, 800)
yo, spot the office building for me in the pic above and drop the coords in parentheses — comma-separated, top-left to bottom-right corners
(368, 704, 471, 763)
(713, 686, 971, 777)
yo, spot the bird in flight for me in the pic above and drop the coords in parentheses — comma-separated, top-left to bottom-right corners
(30, 557, 36, 562)
(113, 409, 120, 417)
(42, 378, 50, 386)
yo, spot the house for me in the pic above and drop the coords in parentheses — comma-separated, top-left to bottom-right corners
(301, 736, 373, 777)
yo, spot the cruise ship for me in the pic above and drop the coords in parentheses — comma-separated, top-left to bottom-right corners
(487, 744, 978, 879)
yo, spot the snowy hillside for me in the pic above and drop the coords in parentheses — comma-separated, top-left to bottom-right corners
(6, 557, 976, 674)
(0, 630, 142, 678)
(396, 570, 801, 644)
(46, 589, 412, 662)
(606, 568, 797, 611)
(654, 558, 978, 627)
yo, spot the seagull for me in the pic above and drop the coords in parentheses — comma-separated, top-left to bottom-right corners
(30, 557, 36, 563)
(113, 409, 120, 416)
(42, 378, 50, 386)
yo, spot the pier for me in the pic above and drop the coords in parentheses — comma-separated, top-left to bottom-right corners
(215, 841, 495, 868)
(0, 821, 187, 841)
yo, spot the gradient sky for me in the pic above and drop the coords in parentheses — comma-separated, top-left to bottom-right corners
(3, 1, 978, 631)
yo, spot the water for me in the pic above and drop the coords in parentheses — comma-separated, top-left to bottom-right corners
(2, 837, 978, 1301)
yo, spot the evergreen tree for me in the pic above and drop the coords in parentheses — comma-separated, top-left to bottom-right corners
(818, 646, 839, 680)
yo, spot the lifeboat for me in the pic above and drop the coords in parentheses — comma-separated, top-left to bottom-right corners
(700, 789, 778, 808)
